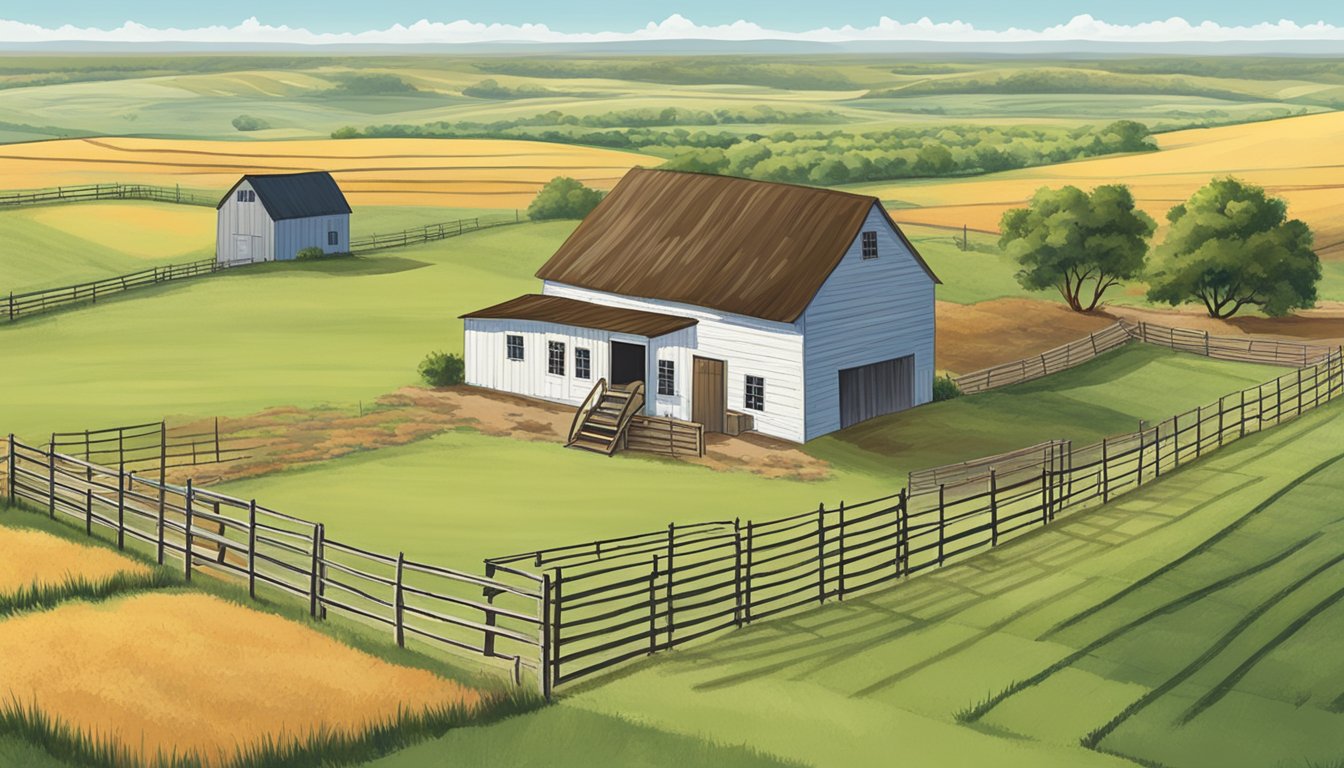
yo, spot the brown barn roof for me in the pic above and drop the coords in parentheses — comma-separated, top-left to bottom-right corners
(461, 294, 697, 338)
(534, 168, 938, 323)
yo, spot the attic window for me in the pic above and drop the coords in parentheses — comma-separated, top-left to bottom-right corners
(237, 189, 255, 203)
(861, 231, 878, 260)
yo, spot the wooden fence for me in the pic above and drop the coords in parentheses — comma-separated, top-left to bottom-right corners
(349, 215, 521, 253)
(956, 320, 1337, 394)
(48, 420, 248, 477)
(955, 323, 1132, 394)
(3, 258, 248, 323)
(624, 415, 705, 457)
(0, 439, 548, 694)
(487, 350, 1344, 689)
(0, 183, 214, 209)
(1124, 320, 1336, 367)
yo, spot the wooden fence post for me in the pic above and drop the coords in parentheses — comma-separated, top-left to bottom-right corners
(1239, 389, 1247, 438)
(1217, 396, 1226, 446)
(1041, 467, 1050, 526)
(744, 521, 755, 623)
(837, 501, 847, 600)
(247, 500, 257, 599)
(309, 523, 323, 617)
(84, 488, 92, 535)
(937, 484, 946, 566)
(1137, 426, 1146, 488)
(664, 523, 675, 647)
(989, 470, 1000, 547)
(732, 518, 744, 627)
(540, 572, 553, 700)
(157, 422, 167, 564)
(394, 552, 406, 648)
(6, 434, 14, 504)
(183, 479, 194, 582)
(816, 503, 827, 603)
(1101, 438, 1111, 503)
(898, 488, 909, 576)
(649, 556, 660, 655)
(552, 568, 564, 685)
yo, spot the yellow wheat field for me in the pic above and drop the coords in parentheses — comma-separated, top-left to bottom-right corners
(0, 592, 483, 765)
(873, 111, 1344, 258)
(0, 137, 656, 208)
(0, 527, 148, 594)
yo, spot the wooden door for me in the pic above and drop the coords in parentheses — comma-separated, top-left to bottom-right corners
(693, 356, 726, 433)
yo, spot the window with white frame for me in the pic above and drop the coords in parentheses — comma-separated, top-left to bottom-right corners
(861, 231, 879, 260)
(575, 348, 591, 379)
(548, 341, 566, 376)
(506, 335, 524, 361)
(657, 360, 675, 396)
(744, 375, 765, 411)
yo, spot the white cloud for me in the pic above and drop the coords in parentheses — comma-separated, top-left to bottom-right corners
(1, 13, 1342, 44)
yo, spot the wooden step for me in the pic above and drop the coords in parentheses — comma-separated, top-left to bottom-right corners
(577, 429, 616, 442)
(587, 413, 621, 427)
(567, 436, 614, 454)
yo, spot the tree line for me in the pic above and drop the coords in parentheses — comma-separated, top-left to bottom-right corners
(1002, 178, 1320, 318)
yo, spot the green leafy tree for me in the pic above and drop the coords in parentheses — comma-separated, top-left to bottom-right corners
(526, 177, 606, 220)
(1147, 178, 1320, 318)
(1000, 184, 1156, 312)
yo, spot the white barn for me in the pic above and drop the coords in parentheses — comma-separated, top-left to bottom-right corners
(462, 168, 939, 444)
(216, 171, 352, 264)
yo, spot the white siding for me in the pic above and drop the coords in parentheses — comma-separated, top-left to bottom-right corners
(274, 214, 351, 261)
(215, 181, 274, 264)
(542, 283, 807, 442)
(800, 204, 937, 441)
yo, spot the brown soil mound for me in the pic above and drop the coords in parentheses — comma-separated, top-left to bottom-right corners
(935, 299, 1118, 374)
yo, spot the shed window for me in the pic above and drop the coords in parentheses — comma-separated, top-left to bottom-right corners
(575, 348, 591, 380)
(237, 190, 246, 202)
(506, 335, 524, 361)
(548, 341, 566, 376)
(745, 375, 765, 411)
(657, 360, 676, 396)
(861, 231, 879, 260)
(327, 231, 338, 246)
(247, 190, 256, 202)
(237, 189, 255, 203)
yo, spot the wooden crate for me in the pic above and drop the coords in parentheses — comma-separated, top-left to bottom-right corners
(725, 411, 755, 436)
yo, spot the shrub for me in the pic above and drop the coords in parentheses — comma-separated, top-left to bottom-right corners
(329, 73, 418, 95)
(419, 352, 465, 387)
(231, 114, 270, 132)
(527, 177, 606, 220)
(295, 247, 326, 261)
(933, 374, 962, 402)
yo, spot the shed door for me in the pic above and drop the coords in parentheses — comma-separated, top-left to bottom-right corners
(692, 356, 726, 433)
(234, 235, 252, 261)
(839, 356, 915, 429)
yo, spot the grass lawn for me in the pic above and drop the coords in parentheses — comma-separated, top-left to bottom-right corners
(354, 402, 1344, 768)
(0, 220, 575, 439)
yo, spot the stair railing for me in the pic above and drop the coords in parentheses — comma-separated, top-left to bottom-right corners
(607, 381, 646, 455)
(568, 378, 609, 445)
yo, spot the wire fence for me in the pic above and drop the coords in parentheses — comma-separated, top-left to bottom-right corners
(486, 349, 1344, 689)
(0, 438, 548, 695)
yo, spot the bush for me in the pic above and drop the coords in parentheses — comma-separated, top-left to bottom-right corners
(329, 73, 418, 95)
(295, 247, 326, 261)
(933, 374, 962, 402)
(231, 114, 270, 132)
(527, 177, 606, 220)
(419, 352, 465, 387)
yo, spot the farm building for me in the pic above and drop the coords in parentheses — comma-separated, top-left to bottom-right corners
(462, 168, 939, 447)
(215, 171, 351, 264)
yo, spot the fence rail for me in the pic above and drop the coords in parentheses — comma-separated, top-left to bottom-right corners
(49, 420, 248, 476)
(0, 438, 546, 694)
(349, 215, 520, 253)
(623, 415, 705, 458)
(956, 319, 1337, 394)
(0, 183, 215, 209)
(4, 258, 248, 323)
(488, 348, 1344, 689)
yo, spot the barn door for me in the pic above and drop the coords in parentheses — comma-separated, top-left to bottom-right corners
(839, 356, 915, 429)
(692, 356, 726, 433)
(234, 235, 252, 262)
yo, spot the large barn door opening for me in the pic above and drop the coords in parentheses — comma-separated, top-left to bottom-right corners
(692, 356, 726, 433)
(610, 341, 646, 387)
(839, 355, 915, 429)
(234, 235, 252, 262)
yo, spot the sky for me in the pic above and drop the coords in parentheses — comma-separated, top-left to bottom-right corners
(2, 2, 1344, 42)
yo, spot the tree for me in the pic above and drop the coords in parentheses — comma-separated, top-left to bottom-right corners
(1000, 184, 1156, 312)
(231, 114, 270, 132)
(526, 177, 606, 220)
(1147, 178, 1320, 318)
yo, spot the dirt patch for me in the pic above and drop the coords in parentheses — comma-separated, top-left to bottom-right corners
(0, 526, 148, 595)
(935, 299, 1118, 374)
(0, 592, 482, 766)
(178, 386, 832, 485)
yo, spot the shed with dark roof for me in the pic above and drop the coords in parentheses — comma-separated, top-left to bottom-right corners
(215, 171, 352, 264)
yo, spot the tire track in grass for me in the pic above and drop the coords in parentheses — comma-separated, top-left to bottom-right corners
(1040, 447, 1344, 641)
(958, 532, 1320, 723)
(1080, 551, 1344, 750)
(1176, 579, 1344, 725)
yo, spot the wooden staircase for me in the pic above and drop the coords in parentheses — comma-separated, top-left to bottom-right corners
(567, 379, 646, 455)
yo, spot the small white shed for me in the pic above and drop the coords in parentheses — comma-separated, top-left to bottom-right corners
(462, 168, 941, 443)
(215, 171, 352, 264)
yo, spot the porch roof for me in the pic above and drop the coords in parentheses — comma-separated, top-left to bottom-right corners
(461, 294, 697, 338)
